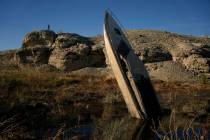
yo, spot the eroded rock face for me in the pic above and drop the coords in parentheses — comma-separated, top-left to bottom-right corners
(8, 29, 210, 82)
(136, 45, 172, 62)
(149, 61, 198, 82)
(193, 44, 210, 57)
(20, 30, 107, 71)
(89, 44, 106, 67)
(171, 42, 206, 62)
(49, 44, 90, 70)
(49, 43, 106, 71)
(22, 30, 57, 48)
(15, 46, 51, 64)
(48, 32, 106, 71)
(183, 54, 210, 73)
(53, 33, 92, 48)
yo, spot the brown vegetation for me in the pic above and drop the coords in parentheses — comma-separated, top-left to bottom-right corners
(0, 65, 210, 139)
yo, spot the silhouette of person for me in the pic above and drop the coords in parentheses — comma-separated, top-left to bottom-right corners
(47, 24, 50, 30)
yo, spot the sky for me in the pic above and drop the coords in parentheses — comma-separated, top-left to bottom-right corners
(0, 0, 210, 50)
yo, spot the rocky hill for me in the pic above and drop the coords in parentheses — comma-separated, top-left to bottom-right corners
(0, 29, 210, 83)
(0, 29, 210, 139)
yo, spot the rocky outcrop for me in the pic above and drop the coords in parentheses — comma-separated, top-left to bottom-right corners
(15, 46, 51, 64)
(170, 42, 199, 62)
(149, 61, 198, 82)
(53, 33, 92, 48)
(49, 43, 105, 71)
(125, 30, 210, 79)
(168, 43, 210, 73)
(16, 31, 105, 70)
(194, 44, 210, 57)
(1, 29, 210, 82)
(49, 44, 91, 71)
(170, 42, 210, 62)
(88, 44, 106, 67)
(22, 30, 57, 48)
(15, 30, 56, 65)
(135, 45, 172, 62)
(183, 54, 210, 73)
(48, 32, 105, 71)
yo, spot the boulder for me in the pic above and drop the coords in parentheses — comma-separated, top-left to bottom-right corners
(49, 43, 106, 71)
(88, 44, 106, 67)
(171, 42, 198, 62)
(192, 44, 210, 57)
(96, 41, 111, 67)
(15, 46, 51, 64)
(170, 42, 210, 62)
(12, 29, 210, 80)
(49, 44, 91, 71)
(136, 45, 172, 63)
(49, 32, 106, 71)
(53, 33, 92, 48)
(183, 54, 210, 73)
(22, 30, 57, 48)
(150, 61, 198, 82)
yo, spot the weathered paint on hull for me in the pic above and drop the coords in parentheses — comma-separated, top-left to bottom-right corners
(103, 11, 162, 120)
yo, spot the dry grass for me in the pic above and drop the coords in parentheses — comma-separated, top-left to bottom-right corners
(1, 65, 209, 139)
(92, 117, 139, 140)
(103, 92, 122, 103)
(151, 88, 209, 140)
(151, 111, 206, 140)
(0, 65, 122, 139)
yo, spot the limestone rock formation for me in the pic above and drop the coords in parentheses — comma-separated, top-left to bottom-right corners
(170, 42, 198, 62)
(15, 46, 51, 64)
(22, 30, 57, 48)
(194, 44, 210, 57)
(183, 54, 210, 73)
(49, 44, 91, 71)
(48, 32, 105, 71)
(135, 45, 172, 62)
(18, 31, 106, 70)
(125, 30, 210, 77)
(88, 44, 106, 67)
(53, 33, 92, 48)
(1, 29, 210, 82)
(49, 43, 105, 71)
(149, 61, 198, 82)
